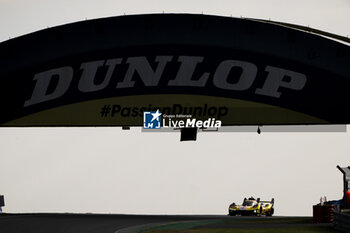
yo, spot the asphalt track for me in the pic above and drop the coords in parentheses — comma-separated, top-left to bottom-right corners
(0, 214, 333, 233)
(0, 214, 235, 233)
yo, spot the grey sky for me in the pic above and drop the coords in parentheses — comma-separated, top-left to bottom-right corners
(0, 0, 349, 216)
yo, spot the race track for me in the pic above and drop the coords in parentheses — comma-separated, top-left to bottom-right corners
(0, 214, 232, 233)
(0, 213, 333, 233)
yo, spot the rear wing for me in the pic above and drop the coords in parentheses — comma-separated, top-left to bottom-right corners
(0, 195, 4, 207)
(0, 195, 4, 213)
(259, 198, 275, 205)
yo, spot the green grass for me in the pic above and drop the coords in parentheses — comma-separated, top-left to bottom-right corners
(144, 227, 338, 233)
(140, 217, 339, 233)
(222, 217, 313, 224)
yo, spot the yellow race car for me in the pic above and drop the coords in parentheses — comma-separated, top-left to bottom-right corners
(228, 197, 274, 216)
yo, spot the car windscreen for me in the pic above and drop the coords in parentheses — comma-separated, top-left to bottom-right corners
(242, 201, 254, 206)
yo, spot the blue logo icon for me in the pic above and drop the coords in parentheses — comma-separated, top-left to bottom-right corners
(143, 110, 162, 129)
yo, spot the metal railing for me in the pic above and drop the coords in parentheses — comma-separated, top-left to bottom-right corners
(244, 18, 350, 45)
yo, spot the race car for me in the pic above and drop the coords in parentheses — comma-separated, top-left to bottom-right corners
(228, 197, 274, 216)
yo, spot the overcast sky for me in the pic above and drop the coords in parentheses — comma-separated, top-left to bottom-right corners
(0, 0, 350, 216)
